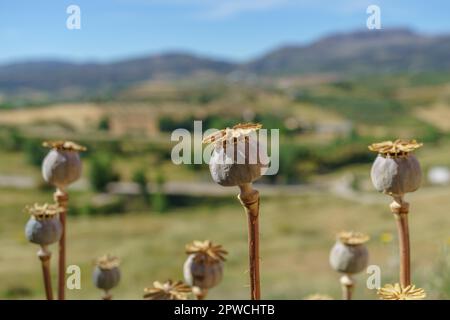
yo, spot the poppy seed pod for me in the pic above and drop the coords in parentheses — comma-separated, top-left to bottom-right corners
(183, 240, 227, 290)
(204, 123, 266, 187)
(143, 280, 192, 300)
(329, 231, 369, 275)
(25, 203, 63, 246)
(369, 140, 423, 196)
(42, 141, 86, 189)
(92, 255, 121, 291)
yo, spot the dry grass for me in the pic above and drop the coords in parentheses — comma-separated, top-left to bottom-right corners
(416, 103, 450, 132)
(0, 103, 104, 130)
(0, 184, 448, 300)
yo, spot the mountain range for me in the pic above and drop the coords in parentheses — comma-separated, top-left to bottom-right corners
(1, 28, 450, 97)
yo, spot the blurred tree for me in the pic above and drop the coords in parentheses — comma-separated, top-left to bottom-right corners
(2, 128, 24, 151)
(98, 116, 110, 131)
(24, 139, 47, 167)
(132, 168, 150, 205)
(89, 153, 120, 192)
(151, 171, 168, 213)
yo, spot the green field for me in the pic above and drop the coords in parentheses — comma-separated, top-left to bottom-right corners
(1, 73, 450, 300)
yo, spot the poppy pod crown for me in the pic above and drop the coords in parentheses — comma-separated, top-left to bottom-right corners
(337, 231, 370, 246)
(369, 139, 423, 196)
(186, 240, 228, 264)
(43, 140, 87, 152)
(95, 254, 120, 270)
(202, 123, 262, 148)
(143, 280, 192, 300)
(377, 283, 426, 300)
(368, 139, 422, 158)
(26, 203, 62, 221)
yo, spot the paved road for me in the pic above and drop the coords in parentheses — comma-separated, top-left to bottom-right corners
(0, 173, 385, 203)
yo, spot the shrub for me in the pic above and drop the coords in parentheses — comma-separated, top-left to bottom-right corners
(89, 153, 120, 192)
(24, 139, 47, 167)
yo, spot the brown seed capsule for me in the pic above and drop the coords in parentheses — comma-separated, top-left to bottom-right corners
(329, 231, 369, 275)
(205, 124, 266, 187)
(369, 140, 422, 196)
(42, 141, 86, 189)
(92, 255, 121, 291)
(183, 240, 227, 290)
(25, 203, 63, 246)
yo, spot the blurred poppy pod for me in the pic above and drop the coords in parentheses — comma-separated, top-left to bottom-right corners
(369, 139, 422, 196)
(329, 231, 369, 275)
(92, 254, 121, 294)
(42, 141, 87, 189)
(25, 203, 63, 246)
(143, 280, 192, 300)
(204, 123, 266, 187)
(183, 240, 227, 296)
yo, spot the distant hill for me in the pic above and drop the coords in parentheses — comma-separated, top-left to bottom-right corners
(243, 28, 450, 75)
(1, 28, 450, 98)
(0, 53, 235, 95)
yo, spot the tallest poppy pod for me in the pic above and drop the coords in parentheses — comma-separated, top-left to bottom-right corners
(42, 140, 87, 300)
(203, 123, 266, 300)
(42, 141, 86, 190)
(369, 139, 423, 289)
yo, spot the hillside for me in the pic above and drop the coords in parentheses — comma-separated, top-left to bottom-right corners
(1, 28, 450, 100)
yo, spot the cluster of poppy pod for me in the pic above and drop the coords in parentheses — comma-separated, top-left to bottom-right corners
(24, 124, 427, 300)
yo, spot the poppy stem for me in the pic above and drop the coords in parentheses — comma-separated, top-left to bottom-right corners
(54, 188, 69, 300)
(193, 287, 208, 300)
(340, 274, 354, 300)
(37, 245, 53, 300)
(102, 290, 112, 300)
(390, 196, 411, 288)
(238, 183, 261, 300)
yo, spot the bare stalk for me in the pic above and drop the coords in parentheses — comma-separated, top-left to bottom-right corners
(390, 196, 411, 288)
(102, 290, 112, 300)
(340, 274, 355, 300)
(54, 188, 69, 300)
(238, 183, 261, 300)
(193, 287, 208, 300)
(37, 246, 53, 300)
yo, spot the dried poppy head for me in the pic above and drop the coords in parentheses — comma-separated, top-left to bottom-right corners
(25, 203, 62, 220)
(377, 283, 426, 300)
(203, 123, 266, 187)
(42, 140, 86, 189)
(143, 280, 192, 300)
(337, 231, 370, 246)
(183, 240, 228, 290)
(329, 231, 369, 275)
(368, 139, 422, 158)
(25, 203, 63, 246)
(95, 254, 120, 270)
(93, 254, 121, 291)
(185, 240, 228, 263)
(369, 139, 423, 196)
(43, 140, 87, 152)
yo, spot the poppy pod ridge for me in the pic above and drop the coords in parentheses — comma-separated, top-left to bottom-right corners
(42, 140, 87, 300)
(92, 254, 121, 300)
(143, 280, 192, 300)
(203, 123, 265, 300)
(183, 240, 228, 300)
(25, 203, 64, 300)
(377, 283, 426, 300)
(329, 231, 369, 300)
(369, 139, 423, 288)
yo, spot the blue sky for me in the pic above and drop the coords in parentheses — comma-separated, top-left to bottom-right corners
(1, 0, 449, 64)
